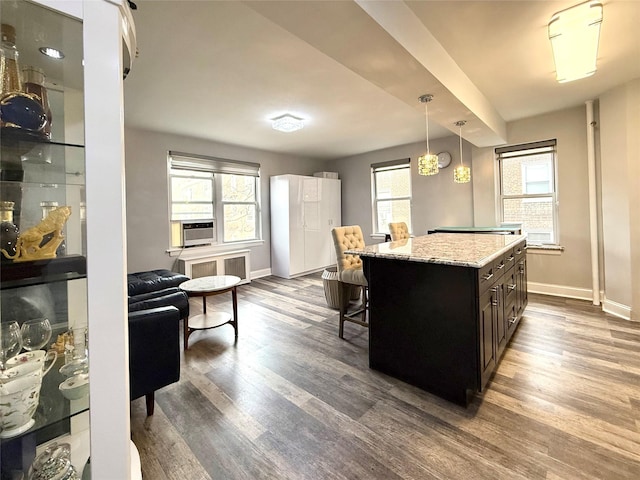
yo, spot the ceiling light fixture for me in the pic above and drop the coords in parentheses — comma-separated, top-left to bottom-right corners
(417, 94, 438, 176)
(271, 114, 304, 133)
(453, 120, 470, 184)
(39, 46, 64, 59)
(548, 1, 603, 83)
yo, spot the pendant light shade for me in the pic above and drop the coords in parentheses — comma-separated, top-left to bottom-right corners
(453, 120, 471, 184)
(417, 94, 438, 176)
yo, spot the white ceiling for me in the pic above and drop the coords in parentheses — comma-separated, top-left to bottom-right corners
(122, 0, 640, 160)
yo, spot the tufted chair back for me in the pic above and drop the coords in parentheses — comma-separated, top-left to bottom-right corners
(388, 222, 410, 241)
(331, 225, 365, 275)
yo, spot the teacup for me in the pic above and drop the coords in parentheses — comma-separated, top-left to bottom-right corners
(0, 349, 56, 438)
(4, 349, 56, 376)
(0, 368, 44, 438)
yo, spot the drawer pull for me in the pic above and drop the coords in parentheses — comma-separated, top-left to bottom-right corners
(496, 263, 505, 270)
(508, 316, 517, 325)
(482, 272, 494, 281)
(507, 255, 515, 262)
(507, 284, 516, 291)
(516, 248, 522, 254)
(492, 300, 499, 306)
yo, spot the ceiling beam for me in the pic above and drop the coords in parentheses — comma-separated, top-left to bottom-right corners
(356, 0, 507, 147)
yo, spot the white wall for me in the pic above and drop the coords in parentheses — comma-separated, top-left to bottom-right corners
(328, 136, 473, 238)
(599, 79, 640, 320)
(124, 127, 327, 273)
(472, 106, 594, 297)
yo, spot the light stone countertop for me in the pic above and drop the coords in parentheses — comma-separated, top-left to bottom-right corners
(346, 233, 527, 268)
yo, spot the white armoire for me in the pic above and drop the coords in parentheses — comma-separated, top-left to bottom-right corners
(270, 175, 341, 278)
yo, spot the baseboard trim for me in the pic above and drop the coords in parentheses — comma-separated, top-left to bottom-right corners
(602, 297, 632, 321)
(528, 281, 633, 321)
(251, 268, 272, 279)
(527, 281, 594, 301)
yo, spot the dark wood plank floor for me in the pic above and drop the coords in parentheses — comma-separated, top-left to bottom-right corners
(131, 273, 640, 479)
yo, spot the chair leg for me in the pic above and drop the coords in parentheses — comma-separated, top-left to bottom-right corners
(361, 286, 369, 324)
(338, 281, 347, 339)
(145, 392, 155, 416)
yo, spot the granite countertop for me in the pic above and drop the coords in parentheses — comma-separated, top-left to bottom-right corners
(346, 233, 527, 268)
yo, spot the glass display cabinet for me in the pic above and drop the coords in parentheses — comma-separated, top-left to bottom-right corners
(0, 1, 135, 478)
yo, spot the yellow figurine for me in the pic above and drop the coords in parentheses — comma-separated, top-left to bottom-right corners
(1, 206, 71, 262)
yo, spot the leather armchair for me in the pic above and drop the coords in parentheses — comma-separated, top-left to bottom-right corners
(127, 269, 190, 415)
(129, 306, 181, 416)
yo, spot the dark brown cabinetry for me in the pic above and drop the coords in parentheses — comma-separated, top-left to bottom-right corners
(476, 241, 528, 392)
(364, 238, 527, 406)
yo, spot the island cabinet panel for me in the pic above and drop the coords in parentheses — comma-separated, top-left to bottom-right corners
(362, 237, 527, 406)
(365, 257, 480, 405)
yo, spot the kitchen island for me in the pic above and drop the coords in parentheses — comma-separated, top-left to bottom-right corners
(347, 233, 527, 406)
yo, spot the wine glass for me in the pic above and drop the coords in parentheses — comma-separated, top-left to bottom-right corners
(20, 318, 52, 352)
(1, 321, 22, 370)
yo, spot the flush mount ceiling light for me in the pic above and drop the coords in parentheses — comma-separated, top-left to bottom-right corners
(271, 114, 304, 133)
(39, 46, 64, 59)
(548, 1, 603, 83)
(453, 120, 471, 184)
(417, 94, 439, 176)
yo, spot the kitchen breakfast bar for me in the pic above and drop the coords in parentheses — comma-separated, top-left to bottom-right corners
(347, 233, 528, 406)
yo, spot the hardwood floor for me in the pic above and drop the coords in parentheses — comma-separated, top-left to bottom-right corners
(131, 273, 640, 479)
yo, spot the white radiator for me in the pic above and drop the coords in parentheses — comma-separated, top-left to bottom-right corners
(177, 249, 250, 284)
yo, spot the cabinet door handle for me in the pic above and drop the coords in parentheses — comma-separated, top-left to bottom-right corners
(496, 263, 504, 270)
(492, 300, 499, 307)
(507, 284, 516, 291)
(490, 286, 499, 293)
(482, 272, 494, 281)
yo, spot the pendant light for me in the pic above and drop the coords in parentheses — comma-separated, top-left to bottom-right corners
(453, 120, 471, 184)
(417, 94, 438, 176)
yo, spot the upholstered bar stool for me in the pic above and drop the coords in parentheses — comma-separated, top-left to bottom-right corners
(388, 222, 410, 241)
(331, 225, 369, 339)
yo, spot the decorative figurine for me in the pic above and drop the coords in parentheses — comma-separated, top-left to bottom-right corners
(1, 206, 71, 262)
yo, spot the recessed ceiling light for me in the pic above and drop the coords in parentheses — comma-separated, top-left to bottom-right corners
(271, 114, 304, 133)
(39, 46, 65, 59)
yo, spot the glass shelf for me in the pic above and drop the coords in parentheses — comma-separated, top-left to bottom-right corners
(0, 255, 87, 290)
(1, 128, 86, 187)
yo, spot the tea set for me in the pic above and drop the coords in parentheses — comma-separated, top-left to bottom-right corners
(0, 319, 89, 439)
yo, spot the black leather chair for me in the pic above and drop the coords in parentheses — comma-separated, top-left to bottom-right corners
(128, 306, 181, 415)
(127, 269, 190, 415)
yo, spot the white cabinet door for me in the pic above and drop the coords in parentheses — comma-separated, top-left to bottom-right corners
(289, 175, 306, 276)
(303, 177, 323, 271)
(319, 178, 342, 266)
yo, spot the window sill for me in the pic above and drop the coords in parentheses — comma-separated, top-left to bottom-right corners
(526, 244, 564, 255)
(167, 239, 264, 257)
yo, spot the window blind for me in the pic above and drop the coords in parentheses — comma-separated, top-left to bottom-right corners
(371, 158, 410, 172)
(169, 151, 260, 176)
(496, 139, 556, 159)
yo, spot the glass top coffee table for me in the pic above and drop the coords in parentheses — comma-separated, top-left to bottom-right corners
(179, 275, 241, 350)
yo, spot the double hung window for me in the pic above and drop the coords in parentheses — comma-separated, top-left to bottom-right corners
(169, 151, 260, 245)
(497, 140, 558, 244)
(371, 159, 412, 234)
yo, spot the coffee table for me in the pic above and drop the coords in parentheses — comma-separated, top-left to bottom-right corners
(179, 275, 241, 350)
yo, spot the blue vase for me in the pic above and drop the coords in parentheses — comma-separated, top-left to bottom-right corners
(0, 92, 47, 134)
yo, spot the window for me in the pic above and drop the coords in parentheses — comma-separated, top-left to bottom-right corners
(372, 158, 411, 234)
(497, 140, 558, 245)
(169, 151, 260, 246)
